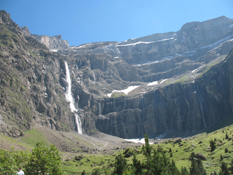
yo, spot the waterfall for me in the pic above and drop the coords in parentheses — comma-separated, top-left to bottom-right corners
(64, 61, 82, 134)
(196, 91, 207, 128)
(141, 97, 145, 138)
(92, 70, 96, 84)
(98, 102, 101, 116)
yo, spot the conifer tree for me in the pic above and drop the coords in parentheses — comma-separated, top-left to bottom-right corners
(112, 153, 127, 175)
(189, 152, 206, 175)
(220, 162, 230, 175)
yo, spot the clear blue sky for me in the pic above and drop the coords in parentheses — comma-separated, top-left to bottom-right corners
(1, 0, 233, 46)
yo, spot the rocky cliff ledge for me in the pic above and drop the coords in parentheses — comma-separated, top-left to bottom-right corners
(95, 50, 233, 138)
(1, 10, 233, 139)
(20, 26, 69, 50)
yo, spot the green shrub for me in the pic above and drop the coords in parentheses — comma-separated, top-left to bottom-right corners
(25, 142, 62, 175)
(0, 148, 29, 174)
(210, 139, 216, 152)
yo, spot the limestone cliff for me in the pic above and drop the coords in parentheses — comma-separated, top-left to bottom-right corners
(0, 11, 79, 136)
(95, 50, 233, 138)
(20, 26, 69, 50)
(1, 10, 233, 139)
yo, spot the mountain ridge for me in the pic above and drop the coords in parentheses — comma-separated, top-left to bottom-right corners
(1, 10, 233, 139)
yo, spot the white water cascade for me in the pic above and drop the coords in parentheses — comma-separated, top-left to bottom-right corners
(98, 102, 101, 116)
(64, 61, 82, 134)
(92, 70, 96, 84)
(196, 91, 207, 128)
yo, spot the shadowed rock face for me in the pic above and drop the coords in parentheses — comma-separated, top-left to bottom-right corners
(95, 55, 232, 138)
(1, 10, 233, 138)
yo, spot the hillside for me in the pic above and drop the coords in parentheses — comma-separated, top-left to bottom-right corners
(1, 9, 233, 139)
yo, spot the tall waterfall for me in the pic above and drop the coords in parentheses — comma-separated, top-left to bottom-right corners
(196, 91, 207, 128)
(64, 61, 82, 134)
(98, 102, 101, 116)
(141, 97, 145, 138)
(92, 70, 96, 84)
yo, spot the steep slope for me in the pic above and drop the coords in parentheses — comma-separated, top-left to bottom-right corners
(96, 49, 233, 138)
(0, 10, 81, 136)
(1, 10, 233, 140)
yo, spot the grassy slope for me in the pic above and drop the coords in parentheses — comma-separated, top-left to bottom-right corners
(1, 124, 233, 174)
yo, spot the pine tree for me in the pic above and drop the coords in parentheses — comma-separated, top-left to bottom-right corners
(112, 154, 127, 175)
(220, 162, 230, 175)
(132, 153, 142, 175)
(210, 139, 216, 152)
(230, 159, 233, 174)
(189, 152, 207, 175)
(181, 167, 189, 175)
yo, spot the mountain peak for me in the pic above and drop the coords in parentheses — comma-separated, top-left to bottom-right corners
(0, 10, 14, 25)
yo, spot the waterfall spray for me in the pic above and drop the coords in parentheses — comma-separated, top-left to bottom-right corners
(98, 102, 101, 116)
(196, 91, 207, 128)
(64, 61, 82, 134)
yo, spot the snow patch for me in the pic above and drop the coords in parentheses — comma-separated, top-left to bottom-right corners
(116, 38, 175, 47)
(147, 81, 158, 86)
(50, 49, 58, 52)
(124, 138, 153, 145)
(107, 86, 139, 97)
(117, 41, 156, 47)
(76, 43, 92, 49)
(134, 61, 159, 67)
(160, 79, 167, 84)
(192, 68, 198, 73)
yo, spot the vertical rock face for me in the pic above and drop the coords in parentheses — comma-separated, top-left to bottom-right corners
(96, 51, 233, 138)
(2, 10, 233, 139)
(20, 26, 69, 50)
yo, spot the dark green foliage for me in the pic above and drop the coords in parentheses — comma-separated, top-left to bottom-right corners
(225, 133, 229, 139)
(225, 148, 228, 153)
(142, 134, 151, 158)
(220, 154, 223, 161)
(220, 162, 230, 175)
(92, 168, 102, 175)
(132, 153, 143, 175)
(0, 142, 62, 175)
(189, 152, 207, 175)
(230, 159, 233, 174)
(210, 139, 216, 152)
(219, 171, 224, 175)
(134, 134, 180, 174)
(181, 166, 189, 175)
(111, 134, 181, 174)
(0, 148, 29, 174)
(123, 148, 134, 158)
(113, 154, 127, 175)
(25, 142, 62, 175)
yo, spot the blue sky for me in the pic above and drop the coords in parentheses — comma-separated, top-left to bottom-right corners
(1, 0, 233, 46)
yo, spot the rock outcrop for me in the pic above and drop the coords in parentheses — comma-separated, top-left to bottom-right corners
(20, 26, 69, 50)
(96, 50, 232, 138)
(0, 11, 83, 136)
